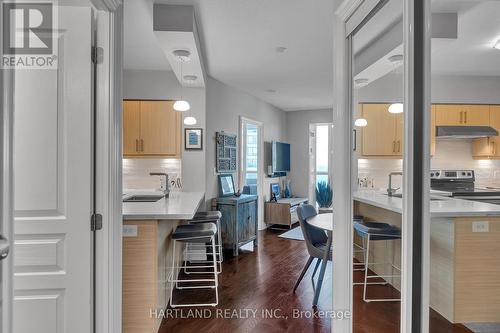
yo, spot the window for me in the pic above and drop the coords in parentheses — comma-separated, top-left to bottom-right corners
(244, 124, 259, 186)
(315, 124, 330, 186)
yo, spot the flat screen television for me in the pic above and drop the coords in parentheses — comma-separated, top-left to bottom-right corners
(272, 141, 291, 172)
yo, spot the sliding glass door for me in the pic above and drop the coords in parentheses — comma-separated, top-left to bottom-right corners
(333, 0, 430, 332)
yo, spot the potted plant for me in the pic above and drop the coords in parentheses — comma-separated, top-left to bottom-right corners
(316, 181, 333, 208)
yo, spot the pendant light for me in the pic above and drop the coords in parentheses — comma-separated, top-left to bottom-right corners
(388, 103, 404, 114)
(354, 118, 368, 127)
(173, 50, 191, 112)
(182, 75, 197, 125)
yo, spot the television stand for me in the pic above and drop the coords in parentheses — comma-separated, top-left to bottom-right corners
(264, 197, 308, 229)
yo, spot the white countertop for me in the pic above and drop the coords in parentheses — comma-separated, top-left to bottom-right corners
(354, 189, 500, 217)
(122, 190, 205, 220)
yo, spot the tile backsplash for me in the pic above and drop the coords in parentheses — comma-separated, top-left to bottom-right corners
(357, 139, 500, 190)
(123, 158, 182, 191)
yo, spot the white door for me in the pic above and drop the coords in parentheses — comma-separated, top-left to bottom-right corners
(13, 5, 94, 333)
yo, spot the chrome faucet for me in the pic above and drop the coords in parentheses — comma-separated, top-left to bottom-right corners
(387, 172, 403, 196)
(149, 172, 170, 197)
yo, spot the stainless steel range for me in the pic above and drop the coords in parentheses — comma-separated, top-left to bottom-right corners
(431, 169, 500, 205)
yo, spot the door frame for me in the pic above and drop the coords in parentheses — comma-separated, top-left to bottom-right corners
(91, 1, 123, 333)
(333, 0, 431, 332)
(239, 116, 265, 229)
(0, 17, 15, 333)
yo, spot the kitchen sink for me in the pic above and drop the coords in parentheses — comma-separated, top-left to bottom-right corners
(123, 195, 164, 202)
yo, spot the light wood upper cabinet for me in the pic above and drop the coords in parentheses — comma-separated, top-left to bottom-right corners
(122, 100, 181, 158)
(431, 105, 436, 156)
(123, 101, 141, 156)
(435, 104, 490, 126)
(473, 105, 500, 158)
(361, 104, 400, 156)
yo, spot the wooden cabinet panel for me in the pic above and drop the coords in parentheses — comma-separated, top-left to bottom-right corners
(461, 105, 490, 126)
(123, 100, 181, 158)
(431, 105, 436, 156)
(435, 104, 490, 126)
(472, 106, 499, 158)
(139, 101, 181, 156)
(361, 104, 398, 156)
(435, 104, 464, 126)
(394, 113, 403, 155)
(123, 101, 141, 156)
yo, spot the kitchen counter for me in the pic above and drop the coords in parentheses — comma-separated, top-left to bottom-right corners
(122, 190, 205, 220)
(354, 189, 500, 217)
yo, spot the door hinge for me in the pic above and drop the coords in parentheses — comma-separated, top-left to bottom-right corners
(91, 213, 103, 231)
(91, 46, 103, 64)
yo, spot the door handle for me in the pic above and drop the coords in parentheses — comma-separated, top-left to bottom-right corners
(0, 235, 10, 260)
(459, 111, 463, 124)
(135, 139, 139, 152)
(140, 139, 144, 152)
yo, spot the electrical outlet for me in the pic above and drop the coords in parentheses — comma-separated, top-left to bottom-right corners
(472, 221, 489, 233)
(123, 225, 138, 237)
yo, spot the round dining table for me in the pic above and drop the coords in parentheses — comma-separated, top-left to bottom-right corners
(305, 212, 333, 307)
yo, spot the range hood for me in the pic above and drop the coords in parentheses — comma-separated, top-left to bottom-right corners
(436, 126, 498, 139)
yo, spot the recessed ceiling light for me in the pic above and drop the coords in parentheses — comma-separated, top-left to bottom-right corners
(388, 103, 404, 114)
(172, 49, 191, 62)
(354, 78, 369, 87)
(494, 39, 500, 51)
(183, 75, 197, 82)
(265, 89, 276, 93)
(388, 54, 404, 64)
(276, 46, 287, 53)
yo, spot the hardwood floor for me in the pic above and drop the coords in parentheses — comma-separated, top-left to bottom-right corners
(158, 228, 472, 333)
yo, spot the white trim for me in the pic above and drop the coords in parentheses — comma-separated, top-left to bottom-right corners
(94, 5, 123, 333)
(335, 0, 364, 20)
(91, 0, 123, 12)
(332, 5, 353, 332)
(0, 50, 15, 333)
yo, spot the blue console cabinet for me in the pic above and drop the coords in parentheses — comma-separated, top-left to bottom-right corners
(216, 194, 258, 256)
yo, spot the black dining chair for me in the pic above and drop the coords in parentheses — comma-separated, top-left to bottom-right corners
(293, 204, 331, 292)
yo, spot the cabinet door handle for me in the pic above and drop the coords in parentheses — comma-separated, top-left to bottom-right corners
(492, 141, 496, 156)
(135, 139, 139, 152)
(392, 141, 396, 153)
(140, 139, 144, 152)
(398, 140, 401, 153)
(459, 111, 463, 124)
(464, 111, 467, 124)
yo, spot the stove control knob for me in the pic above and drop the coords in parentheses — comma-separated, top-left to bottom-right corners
(431, 173, 435, 177)
(435, 172, 440, 177)
(462, 172, 466, 176)
(467, 172, 472, 176)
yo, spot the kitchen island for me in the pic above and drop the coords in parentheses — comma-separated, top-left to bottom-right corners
(354, 190, 500, 324)
(122, 191, 205, 333)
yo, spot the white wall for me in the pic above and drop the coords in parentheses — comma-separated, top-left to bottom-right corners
(358, 74, 500, 104)
(123, 69, 206, 193)
(205, 77, 287, 228)
(286, 109, 333, 198)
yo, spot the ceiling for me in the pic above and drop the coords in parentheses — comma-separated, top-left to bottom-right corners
(153, 0, 335, 111)
(124, 0, 171, 70)
(431, 1, 500, 76)
(353, 0, 500, 87)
